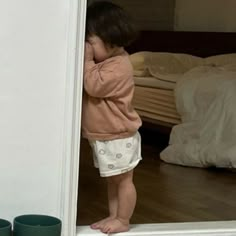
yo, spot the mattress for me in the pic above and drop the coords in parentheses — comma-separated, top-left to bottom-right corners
(134, 76, 175, 90)
(133, 85, 181, 125)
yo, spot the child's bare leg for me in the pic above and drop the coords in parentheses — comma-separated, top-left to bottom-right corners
(90, 178, 118, 229)
(107, 177, 118, 218)
(101, 170, 136, 234)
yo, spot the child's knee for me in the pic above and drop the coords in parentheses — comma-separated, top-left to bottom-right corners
(108, 170, 133, 185)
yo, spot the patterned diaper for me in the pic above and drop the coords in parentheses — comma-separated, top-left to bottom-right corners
(89, 132, 142, 177)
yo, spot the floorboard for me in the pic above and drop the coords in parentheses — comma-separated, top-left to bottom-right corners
(77, 128, 236, 225)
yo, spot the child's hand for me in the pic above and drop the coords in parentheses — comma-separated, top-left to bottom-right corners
(84, 42, 94, 61)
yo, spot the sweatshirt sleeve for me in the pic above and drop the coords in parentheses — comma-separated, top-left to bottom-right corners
(83, 58, 127, 98)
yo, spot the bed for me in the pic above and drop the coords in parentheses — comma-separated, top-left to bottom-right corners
(126, 31, 236, 128)
(126, 31, 236, 168)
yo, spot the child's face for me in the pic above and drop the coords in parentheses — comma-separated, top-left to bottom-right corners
(87, 36, 114, 63)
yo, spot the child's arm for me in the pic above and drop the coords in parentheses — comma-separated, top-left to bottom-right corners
(84, 42, 94, 62)
(84, 57, 126, 98)
(83, 42, 128, 98)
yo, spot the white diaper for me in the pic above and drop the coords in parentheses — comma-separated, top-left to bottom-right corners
(89, 132, 142, 177)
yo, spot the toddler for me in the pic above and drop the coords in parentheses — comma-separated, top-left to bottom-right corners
(82, 1, 142, 234)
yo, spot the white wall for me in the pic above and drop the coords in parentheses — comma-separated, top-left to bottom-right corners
(174, 0, 236, 32)
(0, 0, 72, 221)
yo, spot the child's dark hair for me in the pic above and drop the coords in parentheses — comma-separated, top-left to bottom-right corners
(86, 1, 138, 48)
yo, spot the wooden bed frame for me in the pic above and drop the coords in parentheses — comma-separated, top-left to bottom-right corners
(126, 30, 236, 57)
(125, 30, 236, 132)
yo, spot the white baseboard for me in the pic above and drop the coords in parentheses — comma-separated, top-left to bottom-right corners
(77, 221, 236, 236)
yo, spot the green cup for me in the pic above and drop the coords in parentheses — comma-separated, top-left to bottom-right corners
(0, 218, 12, 236)
(13, 214, 61, 236)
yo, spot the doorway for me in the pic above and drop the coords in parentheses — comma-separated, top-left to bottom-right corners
(72, 0, 236, 235)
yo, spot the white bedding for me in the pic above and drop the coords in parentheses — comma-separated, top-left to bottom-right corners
(160, 65, 236, 168)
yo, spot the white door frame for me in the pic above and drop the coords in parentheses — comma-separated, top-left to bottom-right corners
(59, 0, 86, 235)
(61, 0, 236, 235)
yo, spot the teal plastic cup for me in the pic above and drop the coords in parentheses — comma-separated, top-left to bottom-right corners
(13, 214, 61, 236)
(0, 218, 12, 236)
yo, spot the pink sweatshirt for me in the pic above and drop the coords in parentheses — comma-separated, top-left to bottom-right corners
(82, 51, 142, 141)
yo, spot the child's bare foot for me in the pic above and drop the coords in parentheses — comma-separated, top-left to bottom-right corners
(90, 216, 115, 230)
(101, 218, 129, 234)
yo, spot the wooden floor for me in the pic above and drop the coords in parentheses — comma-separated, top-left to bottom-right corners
(77, 127, 236, 226)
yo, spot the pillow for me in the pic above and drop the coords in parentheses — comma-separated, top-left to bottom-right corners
(129, 51, 153, 71)
(204, 53, 236, 66)
(147, 53, 203, 82)
(130, 51, 203, 82)
(221, 63, 236, 71)
(133, 69, 151, 77)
